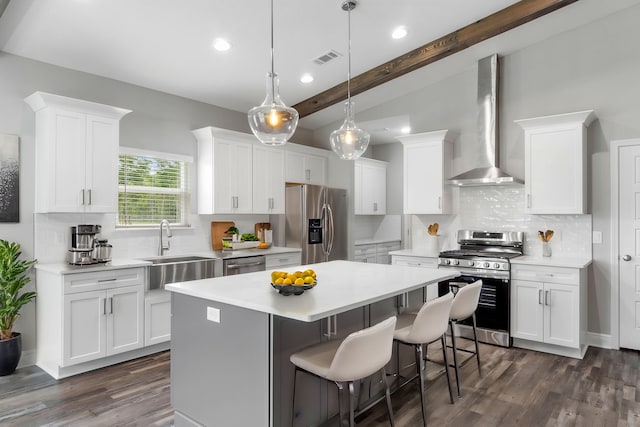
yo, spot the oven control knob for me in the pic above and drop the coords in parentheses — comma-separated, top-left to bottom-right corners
(443, 259, 451, 265)
(468, 260, 475, 267)
(494, 263, 500, 269)
(483, 262, 490, 268)
(451, 259, 459, 266)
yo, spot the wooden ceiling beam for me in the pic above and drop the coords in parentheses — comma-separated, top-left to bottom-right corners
(293, 0, 579, 118)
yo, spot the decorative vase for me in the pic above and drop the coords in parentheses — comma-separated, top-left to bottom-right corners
(542, 241, 552, 257)
(0, 332, 22, 376)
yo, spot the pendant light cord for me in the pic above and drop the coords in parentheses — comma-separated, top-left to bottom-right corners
(270, 0, 276, 100)
(347, 4, 352, 103)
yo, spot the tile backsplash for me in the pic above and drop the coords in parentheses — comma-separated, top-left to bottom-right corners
(411, 186, 592, 258)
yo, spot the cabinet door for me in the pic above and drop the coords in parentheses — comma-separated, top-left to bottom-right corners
(253, 146, 285, 214)
(107, 286, 144, 355)
(145, 292, 172, 346)
(63, 290, 105, 366)
(543, 282, 579, 348)
(49, 109, 87, 212)
(213, 140, 253, 213)
(361, 163, 386, 215)
(233, 142, 253, 213)
(354, 162, 363, 214)
(404, 142, 444, 214)
(525, 125, 584, 214)
(85, 115, 119, 212)
(306, 154, 326, 185)
(510, 280, 544, 342)
(284, 151, 307, 183)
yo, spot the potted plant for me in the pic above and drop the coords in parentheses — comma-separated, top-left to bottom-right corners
(0, 239, 36, 376)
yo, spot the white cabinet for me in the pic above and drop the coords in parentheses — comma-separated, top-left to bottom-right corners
(285, 150, 327, 185)
(354, 244, 377, 263)
(25, 92, 131, 213)
(511, 264, 586, 358)
(391, 254, 439, 301)
(145, 290, 172, 346)
(265, 252, 302, 269)
(515, 110, 595, 214)
(354, 158, 387, 215)
(195, 127, 254, 214)
(36, 266, 147, 379)
(253, 145, 285, 214)
(356, 241, 402, 264)
(397, 130, 452, 214)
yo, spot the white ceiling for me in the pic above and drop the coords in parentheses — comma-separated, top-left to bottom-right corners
(1, 0, 639, 142)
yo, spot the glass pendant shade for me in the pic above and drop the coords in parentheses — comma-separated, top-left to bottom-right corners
(248, 72, 299, 146)
(329, 100, 370, 160)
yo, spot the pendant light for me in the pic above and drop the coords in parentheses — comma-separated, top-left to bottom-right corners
(329, 0, 370, 160)
(248, 0, 299, 146)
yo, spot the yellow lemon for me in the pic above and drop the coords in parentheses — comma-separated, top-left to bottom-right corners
(274, 278, 284, 285)
(294, 271, 303, 278)
(294, 278, 305, 286)
(283, 278, 293, 285)
(303, 276, 315, 284)
(286, 273, 297, 281)
(271, 271, 282, 282)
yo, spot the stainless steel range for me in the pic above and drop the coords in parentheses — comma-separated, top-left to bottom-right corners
(437, 230, 524, 347)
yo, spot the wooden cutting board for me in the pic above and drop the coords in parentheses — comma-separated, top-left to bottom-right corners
(211, 221, 235, 250)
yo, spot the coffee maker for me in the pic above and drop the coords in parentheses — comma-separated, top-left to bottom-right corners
(67, 224, 102, 265)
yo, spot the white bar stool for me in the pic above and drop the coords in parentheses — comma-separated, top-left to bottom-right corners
(448, 280, 483, 397)
(393, 292, 455, 427)
(290, 316, 397, 427)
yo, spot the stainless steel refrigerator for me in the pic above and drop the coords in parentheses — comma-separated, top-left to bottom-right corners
(284, 184, 347, 264)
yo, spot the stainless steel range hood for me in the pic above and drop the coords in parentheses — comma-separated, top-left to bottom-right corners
(448, 54, 523, 186)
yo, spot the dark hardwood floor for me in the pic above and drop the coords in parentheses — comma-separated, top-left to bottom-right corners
(1, 344, 639, 426)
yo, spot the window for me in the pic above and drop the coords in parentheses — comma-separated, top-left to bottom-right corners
(118, 148, 192, 227)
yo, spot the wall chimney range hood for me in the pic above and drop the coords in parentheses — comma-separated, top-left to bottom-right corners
(448, 54, 523, 186)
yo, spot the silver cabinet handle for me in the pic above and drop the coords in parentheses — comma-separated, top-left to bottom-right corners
(226, 261, 265, 269)
(527, 194, 531, 208)
(109, 297, 113, 314)
(623, 254, 632, 261)
(88, 189, 92, 205)
(82, 189, 86, 205)
(103, 298, 106, 315)
(373, 202, 378, 212)
(98, 278, 117, 283)
(305, 169, 311, 181)
(545, 290, 550, 306)
(538, 289, 543, 305)
(438, 196, 441, 209)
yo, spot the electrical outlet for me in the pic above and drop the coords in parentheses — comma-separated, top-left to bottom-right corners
(207, 306, 220, 323)
(593, 231, 603, 244)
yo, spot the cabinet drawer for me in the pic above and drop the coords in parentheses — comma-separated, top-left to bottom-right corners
(64, 267, 145, 294)
(354, 244, 377, 256)
(511, 264, 579, 285)
(392, 255, 437, 269)
(376, 241, 401, 252)
(265, 252, 302, 269)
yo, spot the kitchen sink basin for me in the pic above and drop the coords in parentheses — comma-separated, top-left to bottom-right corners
(142, 255, 221, 290)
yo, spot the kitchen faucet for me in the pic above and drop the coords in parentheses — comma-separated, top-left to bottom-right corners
(159, 219, 172, 256)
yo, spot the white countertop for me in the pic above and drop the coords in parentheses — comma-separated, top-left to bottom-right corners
(389, 249, 439, 258)
(354, 238, 401, 246)
(511, 256, 592, 269)
(35, 258, 152, 274)
(166, 260, 458, 322)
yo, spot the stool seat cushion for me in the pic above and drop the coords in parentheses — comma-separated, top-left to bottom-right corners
(290, 339, 341, 380)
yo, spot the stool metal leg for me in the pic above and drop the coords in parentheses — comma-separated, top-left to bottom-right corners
(291, 367, 299, 426)
(440, 335, 455, 404)
(472, 313, 481, 376)
(381, 367, 395, 426)
(414, 344, 428, 427)
(348, 381, 356, 427)
(449, 320, 461, 398)
(336, 381, 346, 427)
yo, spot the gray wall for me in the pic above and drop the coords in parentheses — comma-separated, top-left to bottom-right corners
(315, 4, 640, 337)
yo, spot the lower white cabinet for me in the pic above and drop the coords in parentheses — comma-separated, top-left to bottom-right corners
(36, 266, 150, 379)
(510, 263, 586, 358)
(265, 252, 302, 269)
(144, 290, 172, 346)
(354, 241, 401, 265)
(391, 254, 439, 301)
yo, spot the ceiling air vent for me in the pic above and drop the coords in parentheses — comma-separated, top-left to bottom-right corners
(312, 50, 341, 65)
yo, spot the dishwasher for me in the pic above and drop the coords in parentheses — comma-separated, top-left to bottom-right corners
(223, 255, 266, 276)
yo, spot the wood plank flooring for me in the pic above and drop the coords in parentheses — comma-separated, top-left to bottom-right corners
(1, 345, 639, 426)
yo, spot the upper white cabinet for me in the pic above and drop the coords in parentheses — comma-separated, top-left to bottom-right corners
(253, 145, 285, 214)
(355, 158, 387, 215)
(25, 92, 131, 213)
(515, 110, 595, 214)
(285, 149, 327, 185)
(194, 127, 254, 214)
(397, 130, 452, 214)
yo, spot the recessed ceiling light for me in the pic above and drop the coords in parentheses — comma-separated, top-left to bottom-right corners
(300, 73, 314, 84)
(401, 126, 411, 134)
(392, 26, 407, 40)
(213, 38, 231, 52)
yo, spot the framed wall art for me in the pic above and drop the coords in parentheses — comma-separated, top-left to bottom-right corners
(0, 133, 19, 222)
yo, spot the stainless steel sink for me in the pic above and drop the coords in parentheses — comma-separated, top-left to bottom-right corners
(142, 255, 221, 290)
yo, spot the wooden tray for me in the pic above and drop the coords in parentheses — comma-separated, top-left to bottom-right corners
(211, 221, 235, 250)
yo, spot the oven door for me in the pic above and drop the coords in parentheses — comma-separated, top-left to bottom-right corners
(438, 273, 510, 347)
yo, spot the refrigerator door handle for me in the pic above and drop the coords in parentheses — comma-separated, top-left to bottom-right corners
(322, 203, 334, 260)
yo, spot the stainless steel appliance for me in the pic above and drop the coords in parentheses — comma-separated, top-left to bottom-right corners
(223, 255, 266, 276)
(67, 224, 102, 265)
(93, 239, 112, 263)
(437, 230, 524, 347)
(284, 184, 347, 264)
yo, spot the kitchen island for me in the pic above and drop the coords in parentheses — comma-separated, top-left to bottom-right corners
(166, 260, 457, 427)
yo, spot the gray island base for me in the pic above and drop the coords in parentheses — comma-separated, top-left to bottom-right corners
(167, 260, 458, 426)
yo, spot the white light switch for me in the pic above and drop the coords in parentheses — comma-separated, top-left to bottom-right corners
(593, 231, 603, 244)
(207, 306, 220, 323)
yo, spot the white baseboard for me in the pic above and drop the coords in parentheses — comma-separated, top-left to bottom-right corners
(587, 332, 615, 349)
(17, 349, 36, 368)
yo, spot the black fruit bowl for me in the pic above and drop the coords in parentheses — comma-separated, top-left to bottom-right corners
(271, 281, 317, 296)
